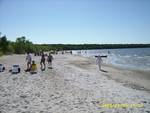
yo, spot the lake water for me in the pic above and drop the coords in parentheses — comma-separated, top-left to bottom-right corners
(72, 48, 150, 70)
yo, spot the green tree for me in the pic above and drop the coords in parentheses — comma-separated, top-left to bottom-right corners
(6, 42, 14, 54)
(14, 36, 26, 54)
(0, 35, 9, 54)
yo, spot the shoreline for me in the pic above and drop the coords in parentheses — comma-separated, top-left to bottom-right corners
(1, 54, 150, 92)
(72, 48, 150, 71)
(74, 54, 150, 71)
(69, 55, 150, 92)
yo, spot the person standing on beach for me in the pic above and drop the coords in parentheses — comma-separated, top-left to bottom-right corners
(96, 55, 102, 71)
(40, 52, 46, 71)
(26, 52, 32, 71)
(47, 53, 53, 68)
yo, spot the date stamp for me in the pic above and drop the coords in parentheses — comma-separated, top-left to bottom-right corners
(100, 103, 144, 108)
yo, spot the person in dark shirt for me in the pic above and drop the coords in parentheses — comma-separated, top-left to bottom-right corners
(40, 52, 46, 71)
(47, 53, 53, 69)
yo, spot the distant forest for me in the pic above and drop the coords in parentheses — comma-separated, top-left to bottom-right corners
(0, 35, 150, 56)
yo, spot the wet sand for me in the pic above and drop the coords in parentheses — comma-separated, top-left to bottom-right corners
(0, 54, 150, 113)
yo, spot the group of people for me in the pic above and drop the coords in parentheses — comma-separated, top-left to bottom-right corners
(25, 51, 105, 73)
(26, 52, 53, 73)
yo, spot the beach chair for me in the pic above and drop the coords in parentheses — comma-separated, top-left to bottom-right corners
(10, 65, 21, 74)
(0, 64, 5, 72)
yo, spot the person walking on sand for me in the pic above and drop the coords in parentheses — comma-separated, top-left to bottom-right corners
(47, 53, 53, 69)
(26, 52, 32, 71)
(40, 52, 46, 71)
(96, 55, 102, 71)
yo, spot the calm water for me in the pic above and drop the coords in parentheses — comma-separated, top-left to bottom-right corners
(72, 48, 150, 70)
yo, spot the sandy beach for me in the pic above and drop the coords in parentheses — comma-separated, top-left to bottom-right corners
(0, 54, 150, 113)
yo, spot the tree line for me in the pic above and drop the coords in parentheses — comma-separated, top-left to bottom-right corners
(0, 36, 34, 56)
(0, 35, 150, 56)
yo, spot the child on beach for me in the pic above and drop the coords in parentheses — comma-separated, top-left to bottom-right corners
(30, 60, 37, 74)
(47, 53, 53, 69)
(40, 52, 46, 71)
(26, 52, 32, 71)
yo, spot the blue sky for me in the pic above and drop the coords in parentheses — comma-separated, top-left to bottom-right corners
(0, 0, 150, 44)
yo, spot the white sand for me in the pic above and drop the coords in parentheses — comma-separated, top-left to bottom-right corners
(0, 54, 150, 113)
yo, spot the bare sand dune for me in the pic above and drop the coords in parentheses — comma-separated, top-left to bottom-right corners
(0, 54, 150, 113)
